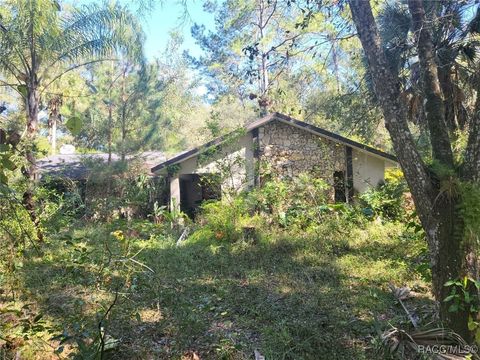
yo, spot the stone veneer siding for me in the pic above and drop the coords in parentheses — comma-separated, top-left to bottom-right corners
(258, 120, 347, 187)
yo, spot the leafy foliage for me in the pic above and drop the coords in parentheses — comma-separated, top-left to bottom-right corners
(194, 197, 250, 242)
(359, 170, 407, 221)
(193, 173, 380, 244)
(459, 182, 480, 249)
(0, 144, 15, 184)
(250, 174, 333, 228)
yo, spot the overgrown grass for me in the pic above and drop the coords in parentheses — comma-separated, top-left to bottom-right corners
(0, 216, 432, 359)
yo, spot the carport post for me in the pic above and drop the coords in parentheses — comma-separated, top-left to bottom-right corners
(170, 176, 181, 212)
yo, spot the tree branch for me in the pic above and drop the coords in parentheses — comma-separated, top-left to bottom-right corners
(40, 59, 116, 95)
(408, 0, 454, 168)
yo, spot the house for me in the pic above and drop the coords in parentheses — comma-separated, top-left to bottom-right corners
(37, 151, 166, 180)
(151, 112, 397, 216)
(37, 151, 168, 218)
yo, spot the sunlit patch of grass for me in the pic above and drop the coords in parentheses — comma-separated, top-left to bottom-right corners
(136, 308, 163, 323)
(1, 218, 432, 359)
(338, 255, 411, 283)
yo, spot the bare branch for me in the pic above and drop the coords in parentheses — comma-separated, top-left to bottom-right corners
(40, 59, 117, 95)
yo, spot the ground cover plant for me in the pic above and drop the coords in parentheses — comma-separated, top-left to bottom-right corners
(0, 173, 437, 359)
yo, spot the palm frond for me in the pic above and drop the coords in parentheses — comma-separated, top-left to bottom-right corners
(378, 2, 411, 46)
(377, 2, 412, 76)
(381, 326, 480, 360)
(53, 1, 145, 66)
(459, 42, 478, 63)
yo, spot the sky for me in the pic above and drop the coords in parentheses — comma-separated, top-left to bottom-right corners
(139, 1, 216, 98)
(141, 1, 216, 60)
(72, 0, 216, 60)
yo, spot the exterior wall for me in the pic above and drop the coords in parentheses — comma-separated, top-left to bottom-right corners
(352, 149, 386, 193)
(258, 120, 347, 188)
(170, 132, 254, 206)
(165, 120, 391, 210)
(385, 159, 399, 169)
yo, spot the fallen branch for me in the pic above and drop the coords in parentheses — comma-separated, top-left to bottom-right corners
(176, 226, 190, 246)
(389, 284, 418, 328)
(254, 349, 265, 360)
(127, 257, 155, 273)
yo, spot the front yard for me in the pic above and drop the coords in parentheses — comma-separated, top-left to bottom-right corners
(1, 219, 431, 359)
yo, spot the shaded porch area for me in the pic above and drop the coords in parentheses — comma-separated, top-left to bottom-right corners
(170, 173, 221, 218)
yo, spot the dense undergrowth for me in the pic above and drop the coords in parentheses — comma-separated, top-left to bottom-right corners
(0, 171, 435, 359)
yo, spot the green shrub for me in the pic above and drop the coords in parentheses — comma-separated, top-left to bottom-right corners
(0, 184, 37, 292)
(196, 197, 249, 242)
(36, 179, 84, 232)
(249, 174, 340, 228)
(82, 161, 166, 221)
(359, 173, 407, 221)
(193, 173, 365, 241)
(191, 171, 405, 244)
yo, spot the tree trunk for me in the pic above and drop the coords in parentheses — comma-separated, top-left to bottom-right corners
(407, 3, 470, 339)
(330, 35, 341, 93)
(438, 66, 459, 135)
(23, 82, 43, 242)
(51, 118, 57, 154)
(258, 0, 269, 116)
(434, 197, 470, 340)
(407, 0, 454, 168)
(348, 0, 473, 341)
(121, 118, 126, 162)
(107, 62, 115, 165)
(405, 5, 475, 339)
(120, 66, 127, 161)
(108, 105, 113, 164)
(464, 88, 480, 181)
(48, 96, 62, 155)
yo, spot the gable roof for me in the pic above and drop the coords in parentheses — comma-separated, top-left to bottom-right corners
(151, 112, 397, 173)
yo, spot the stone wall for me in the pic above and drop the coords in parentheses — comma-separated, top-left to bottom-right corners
(258, 120, 347, 186)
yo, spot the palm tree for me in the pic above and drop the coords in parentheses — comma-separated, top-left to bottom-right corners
(376, 1, 478, 135)
(0, 0, 145, 240)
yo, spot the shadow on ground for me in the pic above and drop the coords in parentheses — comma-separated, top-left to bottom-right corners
(10, 222, 433, 360)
